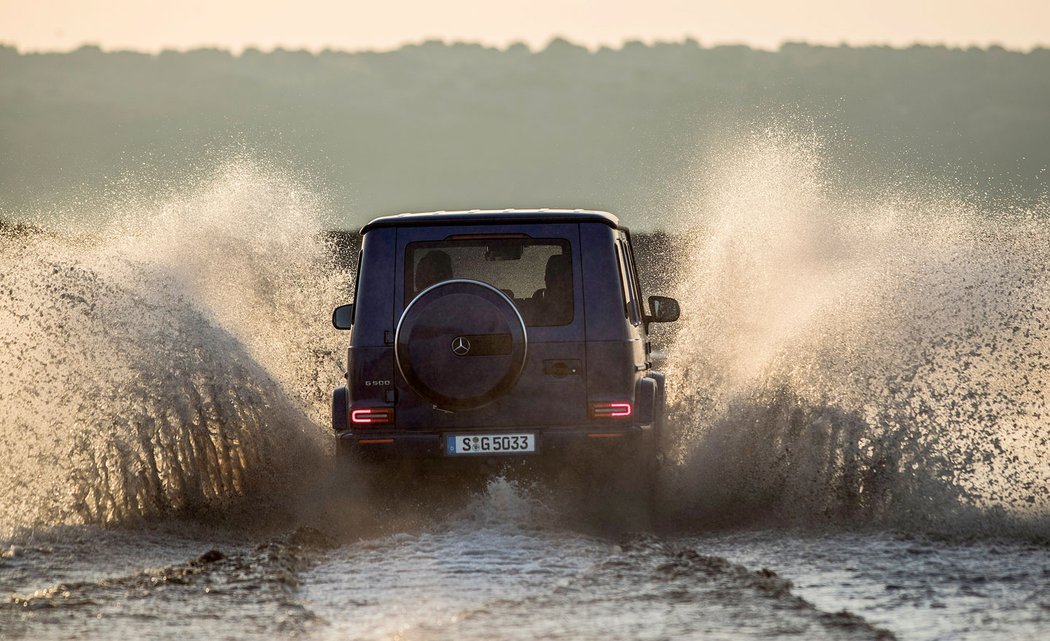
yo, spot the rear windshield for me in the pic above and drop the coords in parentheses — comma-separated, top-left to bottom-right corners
(405, 238, 573, 327)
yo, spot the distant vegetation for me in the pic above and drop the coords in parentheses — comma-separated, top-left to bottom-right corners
(1, 40, 1048, 228)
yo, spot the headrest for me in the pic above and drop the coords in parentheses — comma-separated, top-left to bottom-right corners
(415, 250, 453, 290)
(545, 254, 571, 284)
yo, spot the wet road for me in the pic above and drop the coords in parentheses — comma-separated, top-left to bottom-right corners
(4, 480, 1048, 641)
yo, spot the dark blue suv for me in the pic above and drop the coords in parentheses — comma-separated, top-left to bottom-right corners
(331, 210, 679, 500)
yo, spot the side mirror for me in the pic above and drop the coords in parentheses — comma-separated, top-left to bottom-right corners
(646, 295, 680, 323)
(332, 304, 354, 330)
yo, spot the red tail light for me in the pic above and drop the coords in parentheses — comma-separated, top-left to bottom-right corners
(350, 407, 395, 425)
(589, 402, 632, 418)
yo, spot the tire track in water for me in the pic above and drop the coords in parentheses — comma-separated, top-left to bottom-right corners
(295, 481, 895, 641)
(419, 539, 895, 641)
(1, 527, 334, 640)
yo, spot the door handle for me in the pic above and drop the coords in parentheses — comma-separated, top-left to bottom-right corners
(544, 360, 581, 377)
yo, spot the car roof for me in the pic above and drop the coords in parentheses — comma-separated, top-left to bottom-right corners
(360, 209, 621, 234)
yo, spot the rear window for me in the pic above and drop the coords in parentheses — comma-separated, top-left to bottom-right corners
(405, 238, 573, 327)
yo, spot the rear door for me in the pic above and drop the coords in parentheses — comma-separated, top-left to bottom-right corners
(393, 223, 588, 430)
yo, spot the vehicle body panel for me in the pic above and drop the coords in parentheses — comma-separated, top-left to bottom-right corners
(333, 209, 674, 471)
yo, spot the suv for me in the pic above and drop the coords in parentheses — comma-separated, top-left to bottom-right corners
(331, 210, 679, 501)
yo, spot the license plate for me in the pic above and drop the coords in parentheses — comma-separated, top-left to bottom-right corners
(446, 433, 535, 456)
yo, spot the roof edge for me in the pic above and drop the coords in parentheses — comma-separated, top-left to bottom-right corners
(360, 209, 620, 234)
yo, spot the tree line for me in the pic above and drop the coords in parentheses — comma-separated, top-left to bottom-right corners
(1, 40, 1047, 228)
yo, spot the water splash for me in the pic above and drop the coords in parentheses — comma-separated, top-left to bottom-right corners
(662, 129, 1050, 535)
(3, 142, 1047, 540)
(0, 161, 351, 536)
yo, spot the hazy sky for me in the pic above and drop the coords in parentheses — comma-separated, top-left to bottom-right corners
(1, 0, 1047, 52)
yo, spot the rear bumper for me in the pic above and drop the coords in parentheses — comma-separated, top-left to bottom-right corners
(337, 424, 654, 463)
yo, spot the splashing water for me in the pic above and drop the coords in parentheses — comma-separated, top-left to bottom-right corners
(3, 140, 1048, 543)
(662, 130, 1050, 535)
(0, 161, 351, 536)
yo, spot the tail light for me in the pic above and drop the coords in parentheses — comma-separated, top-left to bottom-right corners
(589, 402, 632, 418)
(350, 407, 395, 425)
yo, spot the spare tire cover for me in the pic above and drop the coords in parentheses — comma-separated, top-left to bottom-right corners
(395, 279, 528, 410)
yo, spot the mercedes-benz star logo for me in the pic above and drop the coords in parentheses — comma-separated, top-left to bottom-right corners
(451, 336, 471, 356)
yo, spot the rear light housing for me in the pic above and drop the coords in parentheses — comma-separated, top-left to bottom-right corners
(350, 407, 395, 425)
(589, 402, 632, 418)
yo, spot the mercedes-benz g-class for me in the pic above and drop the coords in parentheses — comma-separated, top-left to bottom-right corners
(331, 209, 679, 504)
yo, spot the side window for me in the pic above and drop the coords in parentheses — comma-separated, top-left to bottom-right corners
(615, 240, 641, 325)
(622, 236, 645, 322)
(350, 250, 363, 324)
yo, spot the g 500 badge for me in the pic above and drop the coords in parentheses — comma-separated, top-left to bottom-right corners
(364, 380, 392, 387)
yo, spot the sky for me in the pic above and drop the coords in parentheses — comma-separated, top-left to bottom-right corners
(1, 0, 1048, 52)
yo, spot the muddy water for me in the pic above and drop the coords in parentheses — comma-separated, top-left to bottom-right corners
(3, 492, 1048, 640)
(2, 138, 1050, 640)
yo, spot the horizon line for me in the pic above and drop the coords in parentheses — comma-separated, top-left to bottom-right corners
(2, 35, 1048, 56)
